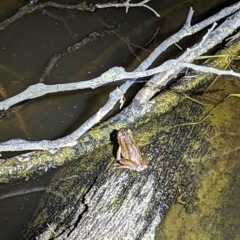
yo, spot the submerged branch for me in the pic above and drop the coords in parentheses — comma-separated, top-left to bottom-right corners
(0, 2, 90, 31)
(0, 187, 45, 199)
(40, 26, 119, 82)
(0, 0, 159, 31)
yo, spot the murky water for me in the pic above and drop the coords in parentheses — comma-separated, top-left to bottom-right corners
(0, 0, 239, 239)
(157, 73, 240, 239)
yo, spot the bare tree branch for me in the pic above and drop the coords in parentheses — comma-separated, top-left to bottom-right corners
(132, 10, 240, 106)
(95, 0, 160, 17)
(1, 3, 240, 155)
(1, 59, 240, 112)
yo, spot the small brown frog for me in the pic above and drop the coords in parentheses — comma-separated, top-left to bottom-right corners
(115, 128, 148, 171)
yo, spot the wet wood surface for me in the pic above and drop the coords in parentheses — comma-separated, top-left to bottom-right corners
(21, 39, 240, 238)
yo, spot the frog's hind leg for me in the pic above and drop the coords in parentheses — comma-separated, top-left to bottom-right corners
(114, 159, 141, 171)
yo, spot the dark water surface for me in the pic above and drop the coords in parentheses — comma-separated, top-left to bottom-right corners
(0, 0, 238, 239)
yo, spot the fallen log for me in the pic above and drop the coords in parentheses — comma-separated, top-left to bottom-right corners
(20, 38, 240, 239)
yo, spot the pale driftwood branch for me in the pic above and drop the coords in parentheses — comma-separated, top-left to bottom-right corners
(1, 59, 240, 153)
(105, 0, 240, 122)
(184, 7, 194, 28)
(1, 59, 240, 112)
(0, 67, 125, 111)
(132, 10, 240, 105)
(95, 0, 160, 17)
(1, 4, 240, 155)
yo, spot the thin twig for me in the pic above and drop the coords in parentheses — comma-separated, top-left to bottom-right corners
(143, 27, 160, 47)
(95, 0, 160, 17)
(0, 2, 90, 31)
(112, 32, 142, 62)
(0, 187, 46, 199)
(184, 7, 194, 28)
(176, 91, 211, 106)
(47, 223, 57, 235)
(129, 42, 150, 53)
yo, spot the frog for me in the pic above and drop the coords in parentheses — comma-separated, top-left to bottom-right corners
(115, 128, 148, 171)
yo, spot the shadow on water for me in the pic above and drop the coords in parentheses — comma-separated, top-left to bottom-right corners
(0, 0, 239, 239)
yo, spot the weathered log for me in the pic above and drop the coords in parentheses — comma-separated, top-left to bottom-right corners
(20, 39, 240, 239)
